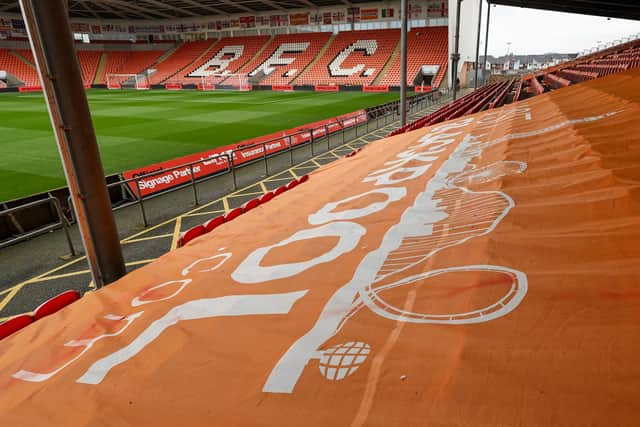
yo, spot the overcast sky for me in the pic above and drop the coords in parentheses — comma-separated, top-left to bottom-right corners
(483, 5, 640, 56)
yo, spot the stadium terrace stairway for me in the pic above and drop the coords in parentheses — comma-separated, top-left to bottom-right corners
(2, 69, 640, 426)
(148, 39, 217, 85)
(378, 26, 448, 88)
(97, 50, 165, 85)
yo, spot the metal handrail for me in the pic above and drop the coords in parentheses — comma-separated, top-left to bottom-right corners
(0, 196, 75, 255)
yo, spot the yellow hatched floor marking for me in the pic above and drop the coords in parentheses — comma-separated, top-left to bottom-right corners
(170, 217, 183, 251)
(123, 233, 174, 244)
(182, 210, 225, 218)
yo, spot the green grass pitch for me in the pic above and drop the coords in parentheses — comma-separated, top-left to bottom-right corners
(0, 89, 399, 202)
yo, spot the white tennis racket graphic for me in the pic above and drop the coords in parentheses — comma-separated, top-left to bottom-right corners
(263, 133, 529, 393)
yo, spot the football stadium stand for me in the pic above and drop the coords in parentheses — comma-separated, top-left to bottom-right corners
(76, 50, 101, 85)
(2, 65, 640, 425)
(96, 50, 165, 84)
(239, 32, 332, 86)
(0, 49, 39, 86)
(147, 40, 217, 85)
(177, 35, 270, 86)
(378, 26, 448, 88)
(297, 29, 400, 86)
(0, 30, 452, 88)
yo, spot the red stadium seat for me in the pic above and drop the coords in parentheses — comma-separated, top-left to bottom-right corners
(224, 207, 243, 222)
(259, 191, 275, 203)
(242, 198, 261, 213)
(0, 314, 34, 341)
(297, 174, 309, 184)
(33, 290, 81, 320)
(180, 225, 206, 247)
(203, 216, 225, 233)
(274, 185, 287, 196)
(285, 180, 299, 190)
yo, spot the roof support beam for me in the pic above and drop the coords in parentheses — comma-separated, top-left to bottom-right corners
(180, 0, 227, 16)
(96, 0, 175, 19)
(138, 0, 201, 17)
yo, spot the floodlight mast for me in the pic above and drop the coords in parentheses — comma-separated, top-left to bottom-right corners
(19, 0, 126, 288)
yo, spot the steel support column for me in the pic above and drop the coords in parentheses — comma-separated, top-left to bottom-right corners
(400, 0, 408, 126)
(451, 0, 463, 100)
(474, 0, 484, 89)
(19, 0, 126, 288)
(483, 1, 491, 80)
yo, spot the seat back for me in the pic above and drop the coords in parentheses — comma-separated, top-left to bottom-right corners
(285, 180, 299, 190)
(34, 290, 81, 320)
(297, 174, 309, 184)
(259, 191, 275, 203)
(204, 216, 225, 233)
(0, 314, 34, 341)
(242, 198, 261, 213)
(274, 185, 287, 196)
(224, 207, 243, 222)
(181, 225, 206, 246)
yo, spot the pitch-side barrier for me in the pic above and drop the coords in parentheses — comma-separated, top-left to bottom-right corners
(3, 90, 441, 245)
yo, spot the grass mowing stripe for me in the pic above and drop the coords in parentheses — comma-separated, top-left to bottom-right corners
(0, 90, 398, 202)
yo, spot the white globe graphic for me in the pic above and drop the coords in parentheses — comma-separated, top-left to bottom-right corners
(318, 341, 371, 381)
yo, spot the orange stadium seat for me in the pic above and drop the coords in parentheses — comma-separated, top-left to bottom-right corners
(98, 50, 165, 84)
(33, 290, 81, 320)
(148, 40, 216, 85)
(76, 50, 101, 85)
(175, 35, 270, 86)
(378, 26, 448, 87)
(238, 33, 332, 86)
(0, 49, 40, 86)
(297, 29, 399, 86)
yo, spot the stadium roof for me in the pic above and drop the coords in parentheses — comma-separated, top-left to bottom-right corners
(0, 0, 366, 20)
(0, 0, 638, 21)
(490, 0, 640, 21)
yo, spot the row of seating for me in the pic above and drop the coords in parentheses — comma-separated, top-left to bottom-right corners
(98, 50, 165, 84)
(0, 49, 40, 86)
(522, 38, 640, 100)
(176, 35, 270, 86)
(389, 81, 509, 136)
(149, 40, 216, 84)
(177, 174, 309, 248)
(379, 26, 448, 87)
(0, 290, 81, 341)
(2, 29, 450, 87)
(297, 29, 400, 86)
(239, 33, 331, 86)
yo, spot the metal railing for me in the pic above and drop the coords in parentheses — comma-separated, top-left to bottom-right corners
(5, 90, 443, 244)
(0, 197, 75, 255)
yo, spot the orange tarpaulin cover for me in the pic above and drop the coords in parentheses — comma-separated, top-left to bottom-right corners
(2, 70, 640, 426)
